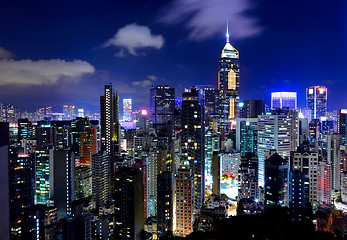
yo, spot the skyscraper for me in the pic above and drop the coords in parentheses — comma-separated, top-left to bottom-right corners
(181, 87, 204, 215)
(306, 86, 327, 120)
(80, 127, 97, 168)
(150, 85, 175, 124)
(271, 92, 297, 109)
(264, 152, 289, 207)
(236, 118, 258, 156)
(123, 98, 132, 122)
(34, 149, 50, 204)
(114, 166, 144, 240)
(338, 109, 347, 142)
(100, 84, 120, 157)
(92, 151, 111, 208)
(291, 151, 319, 212)
(49, 149, 75, 218)
(174, 164, 192, 237)
(218, 24, 240, 133)
(238, 153, 258, 201)
(257, 110, 297, 187)
(100, 84, 120, 192)
(240, 100, 266, 118)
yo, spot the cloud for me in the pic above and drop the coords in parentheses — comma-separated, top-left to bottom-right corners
(0, 47, 14, 59)
(132, 75, 161, 87)
(103, 23, 165, 56)
(0, 59, 95, 85)
(159, 0, 263, 41)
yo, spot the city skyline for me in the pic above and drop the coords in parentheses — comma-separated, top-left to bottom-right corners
(0, 1, 346, 112)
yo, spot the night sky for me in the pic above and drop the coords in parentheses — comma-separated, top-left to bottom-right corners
(0, 0, 346, 113)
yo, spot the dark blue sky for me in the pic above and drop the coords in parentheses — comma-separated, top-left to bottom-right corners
(0, 0, 346, 113)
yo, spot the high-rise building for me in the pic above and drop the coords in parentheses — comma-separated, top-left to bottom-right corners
(75, 166, 92, 200)
(150, 85, 175, 124)
(338, 109, 347, 143)
(218, 25, 240, 134)
(181, 87, 204, 214)
(306, 86, 327, 120)
(80, 127, 97, 168)
(35, 121, 56, 149)
(123, 99, 132, 122)
(289, 170, 307, 222)
(34, 149, 50, 205)
(114, 166, 144, 240)
(197, 86, 220, 127)
(92, 151, 111, 208)
(240, 100, 266, 118)
(100, 84, 120, 159)
(49, 149, 75, 218)
(174, 164, 192, 237)
(258, 114, 291, 187)
(271, 92, 297, 109)
(238, 153, 258, 201)
(211, 152, 220, 195)
(0, 122, 10, 240)
(9, 155, 33, 239)
(157, 171, 173, 238)
(327, 134, 343, 191)
(264, 152, 289, 207)
(236, 118, 258, 156)
(18, 118, 33, 146)
(291, 151, 319, 212)
(318, 160, 331, 206)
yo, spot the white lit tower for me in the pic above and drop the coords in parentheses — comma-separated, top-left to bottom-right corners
(100, 84, 120, 188)
(218, 22, 240, 135)
(306, 86, 327, 120)
(123, 99, 132, 122)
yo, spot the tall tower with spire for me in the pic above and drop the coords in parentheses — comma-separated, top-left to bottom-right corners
(218, 21, 240, 135)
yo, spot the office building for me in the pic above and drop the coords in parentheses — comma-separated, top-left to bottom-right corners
(289, 170, 307, 222)
(218, 25, 240, 133)
(204, 129, 220, 189)
(327, 134, 343, 191)
(238, 153, 258, 201)
(271, 92, 297, 109)
(264, 152, 289, 207)
(75, 166, 92, 200)
(150, 85, 175, 124)
(240, 100, 266, 118)
(17, 118, 33, 146)
(291, 151, 319, 212)
(306, 86, 327, 120)
(197, 86, 220, 126)
(236, 118, 258, 155)
(49, 149, 75, 218)
(258, 113, 292, 187)
(114, 166, 144, 240)
(35, 121, 56, 149)
(34, 149, 50, 205)
(123, 98, 132, 122)
(338, 109, 347, 143)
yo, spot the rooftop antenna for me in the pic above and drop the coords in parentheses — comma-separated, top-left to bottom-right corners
(226, 19, 230, 43)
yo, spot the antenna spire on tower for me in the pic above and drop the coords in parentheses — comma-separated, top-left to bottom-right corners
(226, 19, 230, 43)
